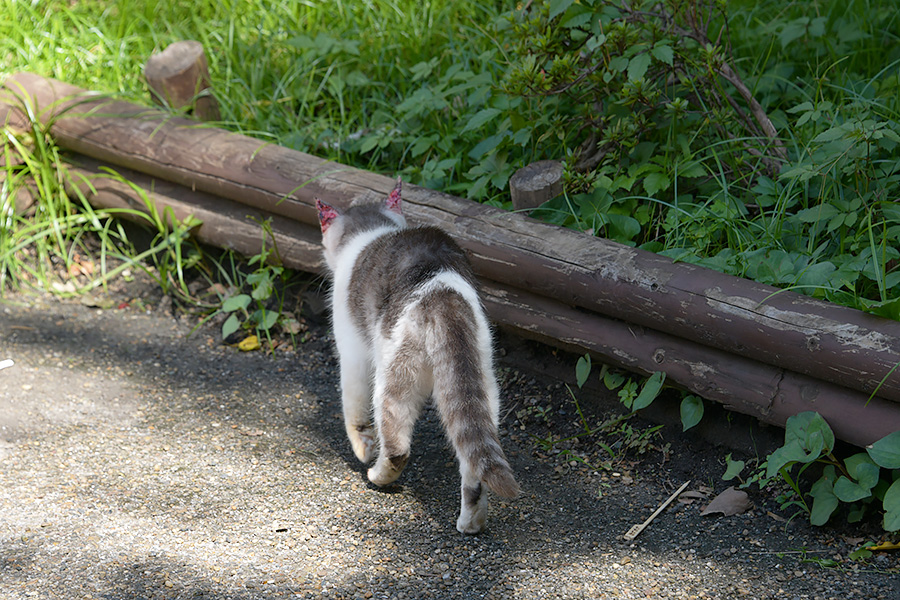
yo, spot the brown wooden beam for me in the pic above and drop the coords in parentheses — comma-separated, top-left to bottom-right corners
(66, 156, 323, 274)
(60, 153, 900, 447)
(7, 71, 898, 404)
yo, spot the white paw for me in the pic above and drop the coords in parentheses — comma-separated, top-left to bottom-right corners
(456, 506, 487, 534)
(367, 454, 408, 487)
(348, 426, 376, 463)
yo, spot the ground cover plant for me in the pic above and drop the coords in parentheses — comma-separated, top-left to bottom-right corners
(3, 0, 899, 313)
(2, 0, 899, 533)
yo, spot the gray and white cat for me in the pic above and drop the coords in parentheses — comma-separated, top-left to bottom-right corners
(316, 178, 519, 534)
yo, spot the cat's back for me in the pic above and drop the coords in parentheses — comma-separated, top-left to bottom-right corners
(348, 226, 476, 330)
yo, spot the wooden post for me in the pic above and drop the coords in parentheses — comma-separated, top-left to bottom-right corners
(144, 41, 221, 121)
(509, 160, 564, 211)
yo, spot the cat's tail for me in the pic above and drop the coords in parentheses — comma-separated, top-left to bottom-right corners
(425, 288, 520, 499)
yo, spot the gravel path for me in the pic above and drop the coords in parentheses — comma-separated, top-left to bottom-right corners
(1, 286, 897, 600)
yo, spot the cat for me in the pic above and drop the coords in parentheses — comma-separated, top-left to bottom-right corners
(315, 177, 519, 534)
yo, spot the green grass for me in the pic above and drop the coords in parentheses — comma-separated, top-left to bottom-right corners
(1, 0, 899, 319)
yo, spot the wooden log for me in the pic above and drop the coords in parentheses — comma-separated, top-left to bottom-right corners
(509, 160, 564, 211)
(63, 153, 900, 447)
(481, 283, 900, 447)
(144, 41, 221, 121)
(66, 156, 323, 273)
(5, 72, 900, 407)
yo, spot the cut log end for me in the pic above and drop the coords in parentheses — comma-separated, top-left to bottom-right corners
(144, 40, 221, 122)
(509, 159, 564, 211)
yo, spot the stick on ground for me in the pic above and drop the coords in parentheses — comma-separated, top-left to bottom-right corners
(624, 480, 691, 541)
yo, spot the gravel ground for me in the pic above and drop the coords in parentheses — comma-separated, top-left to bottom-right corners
(1, 277, 898, 600)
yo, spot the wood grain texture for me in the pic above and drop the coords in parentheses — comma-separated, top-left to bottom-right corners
(144, 40, 220, 121)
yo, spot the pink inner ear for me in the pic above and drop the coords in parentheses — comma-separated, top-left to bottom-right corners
(316, 198, 339, 233)
(386, 175, 402, 214)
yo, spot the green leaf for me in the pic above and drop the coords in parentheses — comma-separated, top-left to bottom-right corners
(250, 272, 275, 301)
(608, 55, 629, 73)
(632, 371, 665, 411)
(650, 44, 674, 66)
(765, 412, 835, 480)
(849, 543, 875, 560)
(603, 370, 625, 390)
(787, 101, 814, 114)
(809, 473, 839, 526)
(462, 108, 502, 134)
(884, 478, 900, 531)
(549, 0, 576, 20)
(722, 453, 745, 481)
(765, 441, 809, 479)
(680, 395, 704, 431)
(256, 309, 280, 331)
(834, 475, 876, 503)
(779, 18, 809, 49)
(788, 411, 835, 457)
(561, 11, 592, 29)
(222, 313, 241, 339)
(467, 132, 506, 160)
(812, 126, 846, 143)
(627, 52, 652, 81)
(222, 294, 251, 313)
(867, 430, 900, 469)
(794, 204, 841, 223)
(575, 354, 591, 388)
(606, 213, 641, 242)
(844, 453, 881, 488)
(359, 134, 383, 154)
(643, 171, 671, 196)
(611, 174, 636, 192)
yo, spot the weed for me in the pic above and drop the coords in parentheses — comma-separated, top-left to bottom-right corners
(727, 412, 900, 532)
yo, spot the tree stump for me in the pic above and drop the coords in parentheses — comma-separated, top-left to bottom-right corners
(509, 159, 564, 211)
(144, 41, 221, 121)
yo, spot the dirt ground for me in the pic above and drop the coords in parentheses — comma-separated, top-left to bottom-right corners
(1, 272, 898, 600)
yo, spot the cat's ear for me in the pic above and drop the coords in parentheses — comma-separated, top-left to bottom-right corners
(385, 175, 402, 215)
(316, 198, 340, 234)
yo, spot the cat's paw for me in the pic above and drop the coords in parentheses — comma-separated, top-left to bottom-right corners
(367, 454, 408, 487)
(347, 424, 376, 463)
(456, 506, 487, 534)
(456, 489, 489, 534)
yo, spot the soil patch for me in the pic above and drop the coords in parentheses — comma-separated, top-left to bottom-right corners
(1, 274, 897, 599)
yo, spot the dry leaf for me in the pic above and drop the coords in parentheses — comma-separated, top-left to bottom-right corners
(678, 490, 709, 505)
(871, 541, 900, 552)
(700, 487, 750, 517)
(68, 255, 95, 277)
(680, 490, 709, 500)
(207, 283, 231, 296)
(236, 335, 261, 352)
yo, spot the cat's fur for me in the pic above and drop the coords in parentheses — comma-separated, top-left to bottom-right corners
(316, 178, 519, 534)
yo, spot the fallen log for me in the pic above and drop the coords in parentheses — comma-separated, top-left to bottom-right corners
(6, 71, 899, 406)
(67, 156, 323, 273)
(481, 283, 900, 446)
(60, 152, 900, 446)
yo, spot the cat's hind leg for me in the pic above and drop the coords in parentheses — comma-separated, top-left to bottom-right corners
(456, 461, 488, 534)
(338, 337, 376, 464)
(367, 343, 430, 487)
